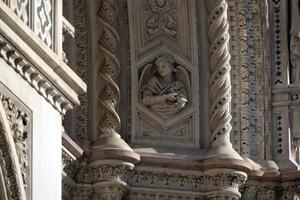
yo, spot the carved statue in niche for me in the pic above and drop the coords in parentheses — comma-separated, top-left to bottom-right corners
(139, 54, 191, 116)
(290, 0, 300, 84)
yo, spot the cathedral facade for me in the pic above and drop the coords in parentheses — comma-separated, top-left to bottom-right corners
(0, 0, 300, 199)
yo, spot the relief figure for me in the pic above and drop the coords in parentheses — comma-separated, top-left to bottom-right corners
(139, 55, 190, 116)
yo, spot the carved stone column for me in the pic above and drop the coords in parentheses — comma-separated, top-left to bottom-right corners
(90, 0, 140, 162)
(205, 0, 242, 159)
(89, 0, 140, 198)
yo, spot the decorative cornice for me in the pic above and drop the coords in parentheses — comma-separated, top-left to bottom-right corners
(74, 163, 132, 184)
(129, 168, 246, 194)
(241, 180, 300, 200)
(67, 163, 246, 197)
(0, 35, 74, 115)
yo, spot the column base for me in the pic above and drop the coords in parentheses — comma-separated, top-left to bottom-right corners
(205, 145, 243, 160)
(91, 136, 140, 164)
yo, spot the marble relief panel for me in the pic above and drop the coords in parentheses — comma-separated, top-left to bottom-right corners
(128, 0, 199, 148)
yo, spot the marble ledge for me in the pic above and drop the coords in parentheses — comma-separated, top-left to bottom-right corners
(134, 149, 251, 173)
(62, 131, 84, 159)
(133, 149, 300, 182)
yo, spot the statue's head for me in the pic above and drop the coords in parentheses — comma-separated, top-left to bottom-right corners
(154, 54, 175, 77)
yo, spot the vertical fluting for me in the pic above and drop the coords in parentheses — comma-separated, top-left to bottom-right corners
(97, 0, 121, 138)
(207, 0, 232, 147)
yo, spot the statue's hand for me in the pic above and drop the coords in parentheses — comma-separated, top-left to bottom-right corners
(177, 97, 188, 108)
(165, 93, 178, 101)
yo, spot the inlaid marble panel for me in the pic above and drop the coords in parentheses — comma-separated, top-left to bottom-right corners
(34, 0, 53, 48)
(10, 0, 29, 25)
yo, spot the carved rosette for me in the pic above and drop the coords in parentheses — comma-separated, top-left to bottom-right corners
(207, 0, 232, 148)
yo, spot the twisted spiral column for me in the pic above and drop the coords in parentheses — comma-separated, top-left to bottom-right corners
(97, 0, 121, 139)
(206, 0, 241, 159)
(92, 0, 139, 163)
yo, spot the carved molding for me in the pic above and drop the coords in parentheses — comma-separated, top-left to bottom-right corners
(0, 35, 73, 115)
(229, 0, 269, 160)
(72, 0, 88, 144)
(270, 0, 288, 87)
(62, 0, 89, 148)
(66, 164, 246, 198)
(72, 163, 132, 184)
(240, 181, 300, 200)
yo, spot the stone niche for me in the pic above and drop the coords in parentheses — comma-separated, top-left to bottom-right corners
(128, 0, 199, 148)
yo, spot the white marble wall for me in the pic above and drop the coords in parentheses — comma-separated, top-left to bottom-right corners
(0, 59, 62, 200)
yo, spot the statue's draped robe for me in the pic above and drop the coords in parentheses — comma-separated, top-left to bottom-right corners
(142, 76, 187, 116)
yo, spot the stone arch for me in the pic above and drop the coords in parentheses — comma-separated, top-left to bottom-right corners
(0, 99, 26, 200)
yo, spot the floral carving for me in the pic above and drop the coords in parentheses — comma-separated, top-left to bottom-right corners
(144, 0, 178, 39)
(70, 164, 246, 199)
(1, 94, 29, 188)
